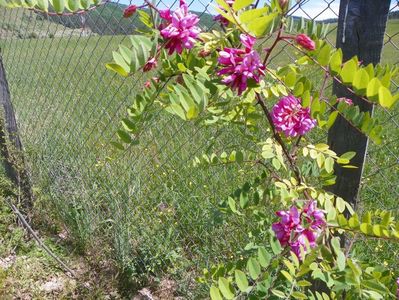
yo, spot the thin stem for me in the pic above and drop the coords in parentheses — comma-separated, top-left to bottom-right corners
(263, 23, 284, 65)
(290, 135, 303, 158)
(144, 0, 161, 14)
(319, 71, 330, 99)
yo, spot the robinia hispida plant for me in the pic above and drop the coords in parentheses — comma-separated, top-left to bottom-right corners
(106, 1, 399, 298)
(2, 0, 399, 298)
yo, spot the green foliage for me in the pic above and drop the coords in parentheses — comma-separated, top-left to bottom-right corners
(309, 43, 399, 109)
(3, 0, 399, 298)
(215, 0, 281, 37)
(106, 35, 158, 77)
(0, 0, 100, 13)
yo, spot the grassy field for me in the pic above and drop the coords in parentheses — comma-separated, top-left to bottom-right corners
(0, 6, 398, 298)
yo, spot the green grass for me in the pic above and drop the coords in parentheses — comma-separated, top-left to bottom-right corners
(0, 7, 398, 297)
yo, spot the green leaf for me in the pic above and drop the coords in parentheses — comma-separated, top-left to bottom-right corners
(233, 0, 253, 10)
(235, 270, 249, 292)
(317, 44, 331, 66)
(352, 69, 369, 94)
(105, 63, 129, 77)
(366, 78, 381, 101)
(117, 130, 132, 144)
(239, 191, 249, 209)
(247, 257, 261, 280)
(326, 111, 339, 129)
(51, 0, 64, 13)
(168, 104, 187, 120)
(66, 0, 79, 11)
(119, 45, 133, 64)
(210, 285, 223, 300)
(112, 51, 130, 73)
(362, 280, 389, 294)
(257, 247, 271, 268)
(340, 151, 356, 161)
(360, 223, 373, 235)
(281, 270, 293, 282)
(337, 251, 346, 271)
(330, 237, 341, 255)
(292, 291, 307, 299)
(187, 105, 199, 119)
(36, 0, 49, 11)
(378, 86, 395, 108)
(240, 6, 269, 23)
(129, 35, 153, 72)
(236, 151, 244, 163)
(324, 157, 334, 174)
(348, 214, 360, 229)
(218, 277, 235, 300)
(270, 235, 282, 254)
(247, 12, 278, 37)
(228, 197, 238, 214)
(329, 49, 342, 75)
(121, 118, 137, 133)
(341, 59, 357, 84)
(271, 289, 286, 298)
(110, 142, 125, 151)
(336, 197, 346, 213)
(293, 82, 304, 97)
(297, 280, 312, 287)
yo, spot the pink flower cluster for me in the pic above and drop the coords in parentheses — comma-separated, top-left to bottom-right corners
(159, 0, 200, 55)
(272, 201, 326, 260)
(217, 34, 265, 95)
(271, 95, 317, 137)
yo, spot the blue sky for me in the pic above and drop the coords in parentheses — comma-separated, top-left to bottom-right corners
(121, 0, 398, 20)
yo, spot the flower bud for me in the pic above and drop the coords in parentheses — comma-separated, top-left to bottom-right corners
(123, 5, 137, 18)
(143, 57, 158, 72)
(295, 34, 316, 51)
(337, 97, 353, 106)
(198, 49, 211, 58)
(278, 0, 289, 11)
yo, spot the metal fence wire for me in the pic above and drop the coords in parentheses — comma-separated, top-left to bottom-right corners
(0, 0, 398, 297)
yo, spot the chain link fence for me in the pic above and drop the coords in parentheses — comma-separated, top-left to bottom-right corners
(0, 0, 398, 296)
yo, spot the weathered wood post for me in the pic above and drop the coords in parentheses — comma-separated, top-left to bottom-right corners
(327, 0, 391, 211)
(0, 53, 33, 209)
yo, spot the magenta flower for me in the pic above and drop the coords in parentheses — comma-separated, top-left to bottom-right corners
(271, 95, 317, 137)
(217, 34, 265, 95)
(296, 34, 316, 51)
(272, 200, 326, 260)
(160, 0, 200, 55)
(123, 5, 137, 18)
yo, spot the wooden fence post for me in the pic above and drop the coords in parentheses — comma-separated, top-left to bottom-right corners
(0, 53, 33, 209)
(327, 0, 391, 211)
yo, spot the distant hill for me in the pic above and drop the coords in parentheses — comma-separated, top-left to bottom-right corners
(0, 7, 83, 38)
(41, 2, 216, 36)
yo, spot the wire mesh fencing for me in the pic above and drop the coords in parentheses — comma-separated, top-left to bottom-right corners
(0, 0, 398, 296)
